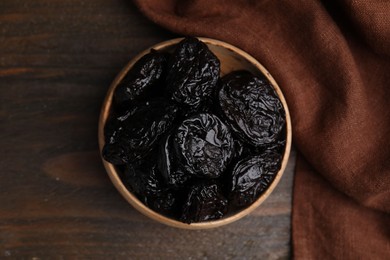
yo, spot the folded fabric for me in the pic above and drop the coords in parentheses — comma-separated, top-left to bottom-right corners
(133, 0, 390, 258)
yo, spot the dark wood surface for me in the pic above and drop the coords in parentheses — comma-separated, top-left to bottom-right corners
(0, 0, 296, 258)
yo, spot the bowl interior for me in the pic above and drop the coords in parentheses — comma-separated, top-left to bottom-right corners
(98, 38, 292, 229)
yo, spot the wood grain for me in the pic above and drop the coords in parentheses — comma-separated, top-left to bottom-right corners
(0, 0, 296, 258)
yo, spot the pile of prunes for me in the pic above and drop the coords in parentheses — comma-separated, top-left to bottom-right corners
(102, 37, 286, 223)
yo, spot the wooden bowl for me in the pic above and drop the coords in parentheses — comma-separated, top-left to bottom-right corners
(98, 37, 292, 229)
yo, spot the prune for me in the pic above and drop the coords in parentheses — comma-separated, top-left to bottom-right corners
(124, 160, 177, 216)
(125, 162, 163, 197)
(148, 191, 177, 216)
(114, 50, 168, 106)
(181, 181, 228, 223)
(103, 99, 178, 164)
(104, 107, 138, 143)
(158, 133, 192, 187)
(218, 70, 285, 146)
(166, 37, 220, 113)
(102, 107, 140, 165)
(229, 152, 282, 207)
(258, 139, 286, 155)
(173, 113, 234, 179)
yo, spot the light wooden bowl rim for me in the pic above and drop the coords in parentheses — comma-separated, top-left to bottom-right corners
(98, 37, 292, 229)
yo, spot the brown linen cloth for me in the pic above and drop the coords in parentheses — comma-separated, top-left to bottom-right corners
(133, 0, 390, 258)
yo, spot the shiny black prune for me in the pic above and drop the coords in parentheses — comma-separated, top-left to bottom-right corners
(125, 163, 163, 197)
(148, 191, 177, 216)
(103, 99, 178, 164)
(124, 160, 177, 216)
(181, 181, 228, 223)
(166, 37, 220, 113)
(258, 139, 286, 155)
(102, 107, 140, 165)
(114, 50, 168, 106)
(158, 133, 191, 187)
(218, 70, 285, 146)
(104, 107, 138, 143)
(229, 152, 282, 207)
(173, 113, 234, 179)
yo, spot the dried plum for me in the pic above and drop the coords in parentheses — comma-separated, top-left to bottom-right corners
(181, 181, 228, 223)
(102, 107, 140, 165)
(229, 152, 282, 207)
(114, 50, 168, 106)
(103, 99, 178, 164)
(124, 160, 177, 216)
(173, 113, 234, 179)
(104, 107, 138, 144)
(158, 133, 192, 187)
(166, 37, 220, 113)
(258, 139, 286, 155)
(125, 162, 163, 197)
(218, 70, 285, 146)
(148, 191, 177, 216)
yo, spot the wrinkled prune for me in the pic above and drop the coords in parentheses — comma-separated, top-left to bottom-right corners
(259, 139, 286, 155)
(103, 99, 178, 164)
(166, 37, 220, 113)
(148, 191, 177, 216)
(218, 71, 285, 146)
(114, 50, 168, 106)
(124, 159, 177, 216)
(125, 162, 163, 197)
(229, 152, 282, 207)
(181, 181, 228, 223)
(158, 133, 192, 187)
(103, 107, 140, 165)
(173, 113, 234, 179)
(104, 107, 138, 143)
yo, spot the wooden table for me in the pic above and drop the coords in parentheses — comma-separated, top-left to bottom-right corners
(0, 0, 296, 258)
